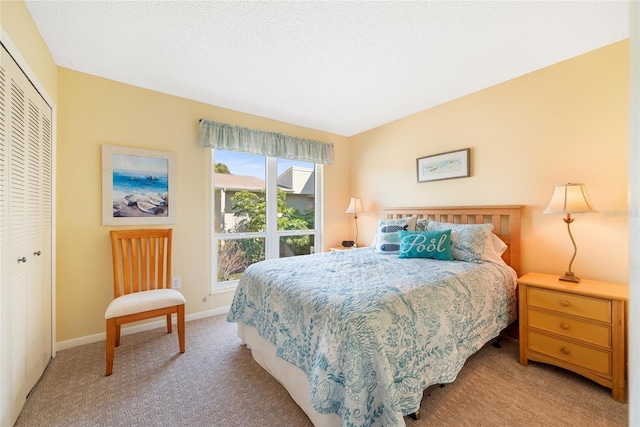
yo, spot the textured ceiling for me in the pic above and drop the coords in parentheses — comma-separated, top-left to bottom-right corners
(25, 1, 629, 136)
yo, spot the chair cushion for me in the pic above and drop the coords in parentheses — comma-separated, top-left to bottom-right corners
(105, 289, 186, 319)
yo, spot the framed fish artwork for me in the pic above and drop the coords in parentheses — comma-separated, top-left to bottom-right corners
(416, 148, 470, 183)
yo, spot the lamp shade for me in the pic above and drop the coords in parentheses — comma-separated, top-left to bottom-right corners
(345, 197, 365, 214)
(543, 183, 595, 214)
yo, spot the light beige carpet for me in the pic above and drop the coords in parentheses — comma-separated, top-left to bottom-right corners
(15, 314, 628, 426)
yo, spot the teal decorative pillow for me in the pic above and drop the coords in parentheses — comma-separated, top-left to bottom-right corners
(398, 230, 453, 260)
(374, 217, 417, 254)
(426, 221, 491, 263)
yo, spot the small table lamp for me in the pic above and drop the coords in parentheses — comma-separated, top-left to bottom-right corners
(543, 183, 595, 283)
(345, 197, 365, 248)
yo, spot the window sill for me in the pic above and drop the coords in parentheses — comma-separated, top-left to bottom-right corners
(210, 281, 239, 295)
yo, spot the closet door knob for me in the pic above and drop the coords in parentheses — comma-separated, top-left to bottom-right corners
(18, 257, 27, 263)
(34, 251, 41, 256)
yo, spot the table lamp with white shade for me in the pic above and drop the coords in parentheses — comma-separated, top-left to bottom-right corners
(543, 183, 596, 283)
(345, 197, 365, 248)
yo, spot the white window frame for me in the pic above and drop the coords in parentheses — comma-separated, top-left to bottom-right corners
(207, 150, 323, 293)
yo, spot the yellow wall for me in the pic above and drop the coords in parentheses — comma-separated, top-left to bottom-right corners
(4, 0, 351, 344)
(350, 40, 629, 284)
(56, 68, 349, 342)
(4, 1, 630, 345)
(1, 0, 57, 101)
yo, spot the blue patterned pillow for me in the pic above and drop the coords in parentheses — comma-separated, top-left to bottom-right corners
(398, 230, 453, 260)
(374, 217, 417, 254)
(415, 218, 429, 231)
(426, 221, 491, 263)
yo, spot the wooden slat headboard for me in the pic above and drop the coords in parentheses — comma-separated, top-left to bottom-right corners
(382, 206, 522, 276)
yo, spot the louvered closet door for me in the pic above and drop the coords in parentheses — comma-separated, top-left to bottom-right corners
(0, 43, 53, 427)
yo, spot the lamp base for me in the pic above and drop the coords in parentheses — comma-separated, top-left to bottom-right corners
(559, 272, 580, 283)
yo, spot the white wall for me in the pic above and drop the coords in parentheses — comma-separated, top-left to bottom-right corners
(627, 1, 638, 423)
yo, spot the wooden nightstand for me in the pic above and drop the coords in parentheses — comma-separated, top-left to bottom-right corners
(329, 246, 354, 251)
(518, 272, 628, 402)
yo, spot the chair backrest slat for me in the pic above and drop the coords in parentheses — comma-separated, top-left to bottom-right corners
(120, 238, 132, 294)
(155, 237, 163, 290)
(132, 237, 141, 292)
(142, 237, 151, 291)
(110, 229, 173, 298)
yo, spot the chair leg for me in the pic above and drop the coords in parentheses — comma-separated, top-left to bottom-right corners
(177, 304, 185, 353)
(166, 313, 172, 333)
(115, 323, 121, 347)
(106, 318, 116, 376)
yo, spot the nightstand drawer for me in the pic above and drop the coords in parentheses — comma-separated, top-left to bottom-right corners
(528, 288, 611, 322)
(528, 310, 611, 348)
(528, 331, 611, 375)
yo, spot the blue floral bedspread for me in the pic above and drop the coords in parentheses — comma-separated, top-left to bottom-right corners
(227, 247, 517, 426)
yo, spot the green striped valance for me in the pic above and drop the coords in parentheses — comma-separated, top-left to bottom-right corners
(198, 119, 334, 164)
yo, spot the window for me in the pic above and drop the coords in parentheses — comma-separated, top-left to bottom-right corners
(210, 149, 321, 290)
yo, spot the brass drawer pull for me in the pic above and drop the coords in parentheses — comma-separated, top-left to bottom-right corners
(561, 347, 570, 355)
(560, 323, 570, 330)
(559, 300, 570, 307)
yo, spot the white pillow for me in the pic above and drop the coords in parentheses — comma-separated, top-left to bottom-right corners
(483, 232, 508, 265)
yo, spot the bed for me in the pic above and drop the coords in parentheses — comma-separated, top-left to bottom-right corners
(227, 206, 521, 426)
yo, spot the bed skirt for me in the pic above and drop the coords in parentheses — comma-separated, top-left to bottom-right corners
(237, 321, 342, 427)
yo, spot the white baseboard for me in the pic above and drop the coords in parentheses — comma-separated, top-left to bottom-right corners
(55, 306, 230, 352)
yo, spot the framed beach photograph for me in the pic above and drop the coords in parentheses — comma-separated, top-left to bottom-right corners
(416, 148, 470, 183)
(102, 144, 177, 226)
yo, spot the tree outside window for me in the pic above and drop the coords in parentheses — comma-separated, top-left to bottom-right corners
(214, 157, 316, 283)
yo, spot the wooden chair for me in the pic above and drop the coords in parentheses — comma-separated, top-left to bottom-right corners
(105, 229, 185, 376)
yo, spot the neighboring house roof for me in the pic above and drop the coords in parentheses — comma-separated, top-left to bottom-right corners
(277, 166, 314, 195)
(214, 173, 265, 191)
(215, 167, 314, 195)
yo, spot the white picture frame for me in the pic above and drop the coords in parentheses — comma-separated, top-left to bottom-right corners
(102, 144, 177, 226)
